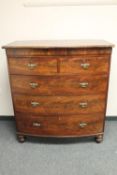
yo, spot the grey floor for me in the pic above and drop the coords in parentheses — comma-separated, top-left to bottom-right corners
(0, 120, 117, 175)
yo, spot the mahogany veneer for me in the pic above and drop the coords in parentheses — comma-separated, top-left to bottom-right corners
(3, 40, 114, 143)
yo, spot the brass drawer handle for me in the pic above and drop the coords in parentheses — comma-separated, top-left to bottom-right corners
(31, 101, 40, 107)
(79, 82, 89, 88)
(79, 122, 87, 128)
(28, 63, 38, 69)
(30, 82, 39, 89)
(81, 63, 90, 69)
(79, 102, 88, 108)
(33, 122, 41, 127)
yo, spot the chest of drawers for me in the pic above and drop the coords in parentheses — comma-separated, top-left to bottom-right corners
(3, 40, 114, 143)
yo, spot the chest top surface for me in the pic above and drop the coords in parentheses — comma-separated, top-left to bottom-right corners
(2, 40, 114, 49)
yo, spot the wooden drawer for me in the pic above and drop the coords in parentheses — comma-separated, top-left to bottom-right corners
(67, 48, 111, 56)
(60, 56, 110, 74)
(6, 48, 67, 57)
(13, 94, 106, 115)
(11, 75, 108, 96)
(8, 57, 57, 75)
(16, 113, 104, 137)
(6, 48, 111, 57)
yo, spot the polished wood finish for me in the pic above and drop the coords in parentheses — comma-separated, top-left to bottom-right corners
(60, 56, 110, 74)
(3, 40, 113, 143)
(6, 48, 112, 57)
(13, 94, 106, 115)
(16, 113, 104, 137)
(8, 57, 57, 75)
(10, 74, 108, 95)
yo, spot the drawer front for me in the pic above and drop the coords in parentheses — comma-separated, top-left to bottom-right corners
(67, 48, 111, 56)
(8, 57, 57, 75)
(16, 114, 104, 136)
(6, 48, 67, 57)
(11, 75, 108, 95)
(6, 48, 111, 57)
(13, 95, 106, 115)
(60, 56, 110, 74)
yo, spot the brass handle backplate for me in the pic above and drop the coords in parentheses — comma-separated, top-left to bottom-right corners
(79, 122, 87, 128)
(28, 63, 38, 69)
(81, 63, 90, 69)
(33, 122, 41, 127)
(31, 101, 40, 107)
(30, 82, 39, 89)
(79, 102, 88, 108)
(79, 82, 89, 88)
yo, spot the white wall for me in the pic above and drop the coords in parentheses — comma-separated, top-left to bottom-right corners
(0, 0, 117, 116)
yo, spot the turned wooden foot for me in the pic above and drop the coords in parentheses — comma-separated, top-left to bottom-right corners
(95, 134, 103, 143)
(17, 135, 26, 143)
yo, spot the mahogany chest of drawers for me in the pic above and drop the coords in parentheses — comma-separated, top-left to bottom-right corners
(3, 40, 114, 143)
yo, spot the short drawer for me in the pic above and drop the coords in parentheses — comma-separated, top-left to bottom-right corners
(67, 48, 111, 56)
(8, 57, 57, 75)
(16, 113, 104, 137)
(11, 75, 108, 95)
(6, 48, 67, 57)
(60, 56, 110, 74)
(13, 94, 106, 115)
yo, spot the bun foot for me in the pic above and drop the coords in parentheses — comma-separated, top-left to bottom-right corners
(17, 135, 26, 143)
(95, 134, 103, 143)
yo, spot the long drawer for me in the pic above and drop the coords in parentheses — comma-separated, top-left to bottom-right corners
(11, 75, 108, 95)
(16, 113, 104, 137)
(6, 48, 111, 57)
(13, 94, 106, 115)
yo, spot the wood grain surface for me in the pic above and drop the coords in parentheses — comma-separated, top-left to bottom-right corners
(13, 94, 106, 115)
(16, 113, 104, 137)
(8, 57, 57, 75)
(10, 74, 108, 95)
(3, 40, 113, 142)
